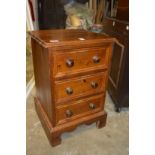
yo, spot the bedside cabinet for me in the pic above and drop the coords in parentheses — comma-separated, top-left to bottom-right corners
(29, 29, 115, 146)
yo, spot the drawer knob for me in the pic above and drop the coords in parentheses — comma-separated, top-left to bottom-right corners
(66, 87, 73, 95)
(93, 56, 100, 63)
(91, 82, 98, 89)
(89, 103, 96, 109)
(66, 59, 74, 67)
(65, 110, 73, 118)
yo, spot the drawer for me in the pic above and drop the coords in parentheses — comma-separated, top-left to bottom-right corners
(102, 19, 129, 36)
(56, 94, 105, 124)
(52, 48, 109, 78)
(54, 72, 106, 103)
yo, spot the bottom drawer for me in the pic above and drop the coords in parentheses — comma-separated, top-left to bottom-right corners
(56, 94, 105, 124)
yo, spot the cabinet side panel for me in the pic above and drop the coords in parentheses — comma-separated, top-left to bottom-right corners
(102, 44, 114, 108)
(31, 38, 52, 122)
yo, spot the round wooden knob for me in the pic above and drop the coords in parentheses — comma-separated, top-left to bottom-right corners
(89, 103, 96, 109)
(92, 56, 100, 63)
(65, 110, 73, 118)
(91, 82, 98, 89)
(66, 59, 74, 67)
(66, 87, 73, 95)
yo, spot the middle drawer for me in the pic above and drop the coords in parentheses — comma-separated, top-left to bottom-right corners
(54, 72, 106, 103)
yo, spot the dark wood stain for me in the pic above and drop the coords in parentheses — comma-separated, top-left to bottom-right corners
(102, 17, 129, 111)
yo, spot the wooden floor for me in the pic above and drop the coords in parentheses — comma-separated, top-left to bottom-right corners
(26, 88, 129, 155)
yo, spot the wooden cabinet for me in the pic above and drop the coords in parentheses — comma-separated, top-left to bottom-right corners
(29, 29, 114, 146)
(116, 0, 129, 21)
(102, 18, 129, 111)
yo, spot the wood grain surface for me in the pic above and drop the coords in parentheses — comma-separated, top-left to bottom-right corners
(29, 29, 114, 146)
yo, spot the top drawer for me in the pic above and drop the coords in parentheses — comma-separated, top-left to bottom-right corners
(52, 47, 110, 78)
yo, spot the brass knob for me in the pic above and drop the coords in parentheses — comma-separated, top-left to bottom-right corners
(66, 87, 73, 95)
(91, 82, 98, 89)
(66, 59, 74, 67)
(65, 110, 73, 118)
(92, 56, 100, 63)
(89, 103, 96, 109)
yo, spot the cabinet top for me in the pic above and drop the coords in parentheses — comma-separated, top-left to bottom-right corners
(28, 29, 115, 49)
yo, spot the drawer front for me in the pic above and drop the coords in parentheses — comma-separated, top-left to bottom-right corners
(52, 48, 109, 78)
(102, 19, 128, 36)
(56, 94, 105, 124)
(54, 72, 106, 103)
